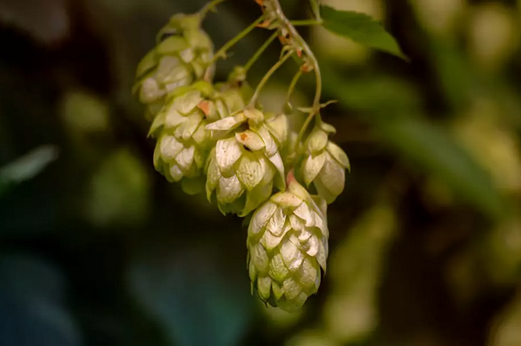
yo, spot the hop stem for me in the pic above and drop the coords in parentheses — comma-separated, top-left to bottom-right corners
(200, 0, 229, 19)
(290, 19, 323, 26)
(253, 0, 324, 154)
(285, 68, 303, 108)
(244, 31, 279, 73)
(248, 50, 294, 108)
(211, 14, 266, 64)
(295, 67, 322, 152)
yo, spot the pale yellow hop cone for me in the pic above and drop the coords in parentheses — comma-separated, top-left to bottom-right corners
(151, 81, 245, 194)
(299, 122, 350, 204)
(247, 174, 329, 312)
(205, 109, 288, 216)
(133, 13, 214, 120)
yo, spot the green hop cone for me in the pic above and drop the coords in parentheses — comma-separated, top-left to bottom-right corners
(205, 109, 288, 216)
(151, 81, 245, 194)
(247, 174, 329, 312)
(299, 123, 350, 204)
(133, 13, 214, 120)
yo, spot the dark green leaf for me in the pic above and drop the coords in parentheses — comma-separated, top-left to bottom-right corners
(323, 69, 504, 219)
(0, 254, 82, 346)
(129, 242, 253, 346)
(378, 118, 504, 220)
(0, 145, 59, 198)
(321, 68, 422, 113)
(321, 6, 407, 60)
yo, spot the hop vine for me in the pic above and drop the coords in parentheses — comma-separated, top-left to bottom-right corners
(133, 0, 350, 312)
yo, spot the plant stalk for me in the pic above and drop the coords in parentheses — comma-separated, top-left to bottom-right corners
(200, 0, 229, 19)
(254, 0, 324, 153)
(211, 14, 266, 64)
(248, 50, 294, 107)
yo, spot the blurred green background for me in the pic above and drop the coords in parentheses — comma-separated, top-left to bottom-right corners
(1, 0, 521, 345)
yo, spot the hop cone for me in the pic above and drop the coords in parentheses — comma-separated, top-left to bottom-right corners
(151, 81, 245, 193)
(299, 123, 350, 203)
(133, 13, 214, 120)
(205, 109, 288, 216)
(247, 174, 329, 311)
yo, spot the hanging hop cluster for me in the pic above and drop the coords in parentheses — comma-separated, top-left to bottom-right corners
(133, 8, 349, 312)
(133, 14, 214, 120)
(247, 174, 328, 311)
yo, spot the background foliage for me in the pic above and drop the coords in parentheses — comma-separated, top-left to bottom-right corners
(1, 0, 521, 345)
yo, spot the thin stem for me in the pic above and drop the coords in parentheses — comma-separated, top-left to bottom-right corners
(296, 113, 315, 149)
(200, 0, 229, 19)
(285, 69, 303, 106)
(254, 0, 324, 153)
(211, 14, 266, 64)
(308, 0, 322, 21)
(248, 50, 295, 108)
(311, 62, 322, 116)
(244, 31, 279, 73)
(295, 67, 322, 152)
(290, 19, 323, 26)
(254, 3, 322, 108)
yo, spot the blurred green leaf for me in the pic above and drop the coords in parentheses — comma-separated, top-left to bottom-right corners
(321, 69, 422, 113)
(84, 148, 151, 228)
(0, 254, 81, 346)
(378, 118, 504, 219)
(321, 6, 406, 60)
(429, 39, 479, 109)
(323, 66, 504, 219)
(129, 244, 253, 346)
(0, 145, 59, 197)
(324, 203, 397, 343)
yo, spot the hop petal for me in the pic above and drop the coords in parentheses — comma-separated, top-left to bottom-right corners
(299, 124, 349, 204)
(247, 179, 329, 312)
(205, 108, 285, 216)
(134, 13, 214, 120)
(152, 83, 244, 190)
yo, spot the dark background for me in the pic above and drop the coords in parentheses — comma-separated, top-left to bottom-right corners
(1, 0, 520, 345)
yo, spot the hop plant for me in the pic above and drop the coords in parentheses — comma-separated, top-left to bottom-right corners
(299, 123, 350, 203)
(129, 0, 390, 311)
(133, 13, 214, 120)
(205, 109, 288, 216)
(247, 173, 328, 311)
(151, 81, 246, 194)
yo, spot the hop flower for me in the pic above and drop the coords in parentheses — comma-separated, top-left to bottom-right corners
(299, 123, 350, 203)
(151, 81, 245, 194)
(205, 109, 288, 216)
(133, 13, 214, 120)
(247, 174, 329, 312)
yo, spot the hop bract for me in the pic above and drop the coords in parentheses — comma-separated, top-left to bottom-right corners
(205, 109, 288, 216)
(133, 13, 214, 120)
(300, 123, 350, 204)
(151, 81, 245, 193)
(247, 175, 329, 312)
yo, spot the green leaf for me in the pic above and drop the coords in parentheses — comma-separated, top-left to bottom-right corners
(322, 68, 505, 219)
(0, 145, 59, 197)
(321, 6, 407, 60)
(129, 242, 253, 346)
(321, 66, 422, 114)
(0, 254, 82, 346)
(85, 148, 151, 228)
(377, 118, 504, 220)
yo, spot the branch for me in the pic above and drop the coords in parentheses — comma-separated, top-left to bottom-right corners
(253, 0, 323, 153)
